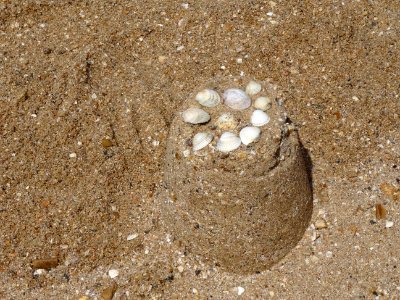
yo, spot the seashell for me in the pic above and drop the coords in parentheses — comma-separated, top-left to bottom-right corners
(254, 96, 272, 111)
(182, 108, 211, 124)
(216, 132, 242, 152)
(251, 110, 270, 127)
(192, 132, 214, 151)
(246, 80, 262, 96)
(223, 89, 251, 110)
(215, 113, 238, 130)
(239, 126, 261, 145)
(195, 89, 221, 107)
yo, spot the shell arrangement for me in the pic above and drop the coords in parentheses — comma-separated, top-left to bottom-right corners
(182, 80, 274, 154)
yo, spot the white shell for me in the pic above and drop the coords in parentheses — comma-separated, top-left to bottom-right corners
(215, 113, 238, 130)
(195, 89, 221, 107)
(251, 110, 270, 127)
(239, 126, 261, 145)
(223, 89, 251, 110)
(246, 80, 262, 96)
(192, 132, 214, 151)
(254, 96, 272, 111)
(182, 108, 210, 124)
(216, 132, 242, 152)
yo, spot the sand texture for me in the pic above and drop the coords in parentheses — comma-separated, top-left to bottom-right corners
(1, 1, 400, 299)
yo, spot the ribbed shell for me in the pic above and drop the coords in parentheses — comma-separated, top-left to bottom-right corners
(251, 110, 270, 127)
(192, 132, 214, 151)
(254, 96, 272, 111)
(215, 113, 238, 130)
(246, 80, 262, 96)
(182, 108, 211, 124)
(216, 132, 242, 152)
(239, 126, 261, 145)
(223, 89, 251, 110)
(195, 89, 221, 107)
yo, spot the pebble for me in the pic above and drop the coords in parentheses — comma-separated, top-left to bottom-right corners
(385, 220, 394, 228)
(33, 268, 46, 276)
(101, 282, 118, 300)
(158, 55, 167, 63)
(326, 251, 333, 258)
(101, 139, 113, 148)
(237, 286, 245, 296)
(69, 152, 77, 158)
(31, 258, 59, 270)
(78, 297, 90, 300)
(127, 233, 138, 241)
(108, 269, 119, 279)
(177, 265, 184, 273)
(315, 219, 328, 229)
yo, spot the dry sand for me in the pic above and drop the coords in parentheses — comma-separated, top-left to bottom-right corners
(0, 1, 399, 299)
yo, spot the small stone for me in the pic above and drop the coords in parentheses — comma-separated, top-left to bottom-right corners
(385, 220, 394, 228)
(31, 258, 59, 270)
(127, 233, 138, 241)
(101, 139, 113, 148)
(315, 219, 327, 229)
(236, 58, 243, 64)
(237, 286, 245, 296)
(192, 288, 198, 294)
(177, 265, 184, 273)
(101, 282, 118, 300)
(108, 269, 119, 279)
(326, 251, 333, 258)
(33, 269, 46, 276)
(91, 93, 97, 99)
(69, 152, 77, 158)
(78, 297, 90, 300)
(158, 56, 167, 63)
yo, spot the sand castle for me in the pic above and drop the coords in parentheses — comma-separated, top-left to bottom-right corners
(163, 77, 313, 274)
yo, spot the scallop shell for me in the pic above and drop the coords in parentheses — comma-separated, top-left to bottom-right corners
(223, 89, 251, 110)
(195, 89, 221, 107)
(216, 132, 242, 152)
(182, 108, 211, 124)
(239, 126, 261, 145)
(215, 113, 238, 130)
(251, 110, 270, 127)
(246, 80, 262, 96)
(192, 132, 214, 151)
(254, 96, 272, 111)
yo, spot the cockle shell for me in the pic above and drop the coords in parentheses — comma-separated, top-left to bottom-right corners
(254, 96, 272, 111)
(251, 110, 270, 127)
(215, 113, 238, 130)
(192, 132, 214, 151)
(239, 126, 261, 145)
(246, 80, 262, 96)
(195, 89, 221, 107)
(182, 108, 211, 124)
(223, 89, 251, 110)
(216, 132, 242, 152)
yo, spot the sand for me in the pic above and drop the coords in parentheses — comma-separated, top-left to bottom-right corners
(0, 0, 399, 299)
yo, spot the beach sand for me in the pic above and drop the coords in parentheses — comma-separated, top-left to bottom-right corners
(0, 1, 399, 299)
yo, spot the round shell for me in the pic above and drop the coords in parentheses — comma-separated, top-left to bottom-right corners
(254, 96, 272, 111)
(223, 89, 251, 110)
(182, 108, 211, 124)
(195, 89, 221, 107)
(239, 127, 261, 145)
(215, 113, 238, 130)
(251, 110, 270, 127)
(216, 132, 242, 153)
(192, 132, 214, 151)
(246, 80, 262, 96)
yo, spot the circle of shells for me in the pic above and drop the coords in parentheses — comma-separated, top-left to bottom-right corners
(182, 80, 272, 153)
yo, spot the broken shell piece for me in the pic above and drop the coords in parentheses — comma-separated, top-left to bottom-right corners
(215, 113, 238, 130)
(182, 108, 210, 124)
(223, 89, 251, 110)
(192, 132, 214, 151)
(254, 96, 272, 111)
(251, 110, 270, 127)
(246, 80, 262, 96)
(195, 89, 221, 107)
(216, 132, 242, 152)
(239, 126, 261, 145)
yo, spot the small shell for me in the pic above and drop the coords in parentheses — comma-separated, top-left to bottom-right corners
(182, 108, 211, 124)
(216, 132, 242, 152)
(254, 96, 272, 111)
(223, 89, 251, 110)
(251, 110, 270, 127)
(192, 132, 214, 151)
(239, 126, 261, 145)
(246, 80, 262, 96)
(215, 113, 238, 130)
(195, 89, 221, 107)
